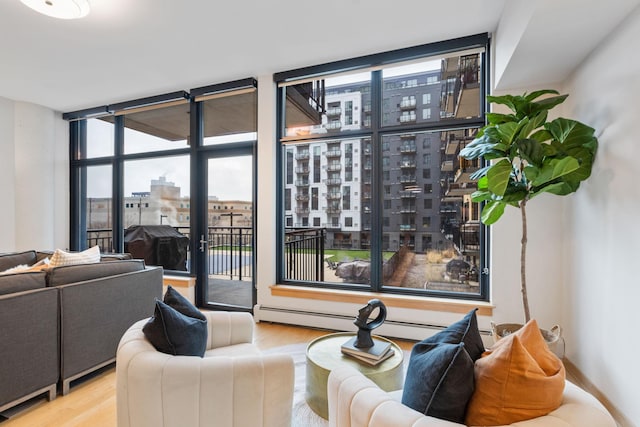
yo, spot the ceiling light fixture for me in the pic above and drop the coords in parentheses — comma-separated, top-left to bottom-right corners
(20, 0, 90, 19)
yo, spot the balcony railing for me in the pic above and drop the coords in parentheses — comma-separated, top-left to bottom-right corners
(324, 178, 342, 186)
(295, 207, 310, 214)
(325, 149, 342, 157)
(400, 145, 417, 153)
(400, 99, 417, 109)
(295, 193, 309, 201)
(295, 152, 310, 160)
(327, 163, 342, 172)
(400, 160, 416, 168)
(284, 228, 324, 282)
(295, 179, 310, 187)
(295, 166, 309, 174)
(326, 192, 341, 200)
(325, 206, 342, 214)
(400, 175, 417, 183)
(326, 107, 342, 116)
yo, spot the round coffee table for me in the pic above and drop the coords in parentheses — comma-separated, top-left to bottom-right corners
(305, 332, 404, 419)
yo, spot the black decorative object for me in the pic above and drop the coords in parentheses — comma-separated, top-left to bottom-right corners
(353, 299, 387, 348)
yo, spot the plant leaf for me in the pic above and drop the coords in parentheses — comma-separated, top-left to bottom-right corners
(471, 190, 492, 202)
(469, 165, 491, 180)
(515, 138, 545, 167)
(531, 157, 580, 187)
(486, 112, 517, 125)
(480, 201, 506, 225)
(523, 89, 560, 102)
(486, 159, 512, 196)
(518, 111, 547, 139)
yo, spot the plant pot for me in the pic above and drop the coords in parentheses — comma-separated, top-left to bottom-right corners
(491, 322, 565, 359)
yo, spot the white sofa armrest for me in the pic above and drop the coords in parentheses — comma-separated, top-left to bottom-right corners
(204, 310, 254, 349)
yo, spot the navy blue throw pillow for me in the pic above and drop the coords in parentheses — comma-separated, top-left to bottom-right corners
(401, 342, 475, 423)
(142, 286, 207, 357)
(400, 308, 484, 422)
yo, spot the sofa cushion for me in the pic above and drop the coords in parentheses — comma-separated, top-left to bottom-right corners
(49, 246, 101, 268)
(47, 259, 145, 287)
(0, 250, 37, 271)
(401, 342, 475, 423)
(465, 319, 566, 425)
(401, 309, 483, 423)
(0, 271, 47, 295)
(143, 286, 207, 357)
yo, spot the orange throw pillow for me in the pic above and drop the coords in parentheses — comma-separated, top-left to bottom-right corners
(465, 319, 565, 425)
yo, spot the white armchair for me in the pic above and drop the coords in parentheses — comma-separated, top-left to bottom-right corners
(116, 311, 294, 427)
(328, 366, 616, 427)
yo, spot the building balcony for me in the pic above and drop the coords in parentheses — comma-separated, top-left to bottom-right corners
(399, 224, 417, 231)
(322, 222, 342, 229)
(399, 207, 417, 213)
(400, 145, 417, 153)
(400, 99, 417, 109)
(326, 107, 342, 116)
(295, 166, 309, 174)
(399, 191, 417, 199)
(295, 207, 310, 214)
(362, 192, 371, 199)
(325, 149, 342, 158)
(326, 192, 341, 200)
(295, 193, 309, 201)
(325, 122, 342, 130)
(324, 178, 342, 186)
(363, 104, 371, 113)
(400, 175, 417, 183)
(325, 206, 342, 214)
(295, 180, 310, 187)
(441, 160, 454, 172)
(327, 163, 342, 172)
(360, 240, 371, 247)
(295, 152, 310, 160)
(400, 160, 417, 169)
(400, 113, 417, 123)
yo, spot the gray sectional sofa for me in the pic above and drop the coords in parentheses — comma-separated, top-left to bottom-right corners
(0, 250, 163, 413)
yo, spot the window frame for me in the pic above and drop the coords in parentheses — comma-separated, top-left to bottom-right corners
(275, 33, 490, 302)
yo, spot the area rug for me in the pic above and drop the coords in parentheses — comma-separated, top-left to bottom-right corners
(265, 343, 410, 427)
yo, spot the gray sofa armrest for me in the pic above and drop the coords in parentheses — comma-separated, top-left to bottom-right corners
(57, 266, 163, 394)
(0, 287, 59, 412)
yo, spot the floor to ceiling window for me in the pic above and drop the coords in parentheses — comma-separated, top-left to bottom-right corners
(275, 34, 490, 301)
(66, 79, 258, 311)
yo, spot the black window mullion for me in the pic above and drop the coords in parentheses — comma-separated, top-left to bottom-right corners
(370, 70, 383, 292)
(111, 115, 125, 253)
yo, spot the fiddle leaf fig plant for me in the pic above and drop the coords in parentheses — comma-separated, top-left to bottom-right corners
(459, 90, 598, 323)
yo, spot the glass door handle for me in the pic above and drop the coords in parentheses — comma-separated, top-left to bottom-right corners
(199, 235, 208, 253)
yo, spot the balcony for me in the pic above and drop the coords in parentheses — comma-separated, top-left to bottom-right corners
(441, 160, 454, 172)
(326, 107, 342, 116)
(322, 222, 342, 229)
(295, 193, 309, 201)
(399, 224, 417, 231)
(326, 192, 342, 200)
(363, 162, 372, 170)
(325, 122, 342, 130)
(400, 113, 417, 123)
(295, 207, 310, 214)
(400, 160, 416, 169)
(295, 152, 310, 160)
(325, 206, 342, 214)
(362, 192, 371, 199)
(295, 180, 310, 187)
(327, 163, 342, 172)
(325, 149, 342, 157)
(400, 175, 417, 183)
(400, 99, 417, 109)
(399, 206, 417, 213)
(324, 178, 342, 186)
(399, 191, 417, 199)
(400, 144, 417, 153)
(295, 166, 309, 174)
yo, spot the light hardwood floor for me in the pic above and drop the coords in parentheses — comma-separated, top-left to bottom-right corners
(0, 322, 416, 427)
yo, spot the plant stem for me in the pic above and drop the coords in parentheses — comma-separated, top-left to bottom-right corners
(520, 198, 531, 323)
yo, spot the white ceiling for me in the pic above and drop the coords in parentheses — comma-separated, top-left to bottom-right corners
(0, 0, 638, 113)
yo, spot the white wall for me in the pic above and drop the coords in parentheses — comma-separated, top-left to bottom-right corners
(0, 96, 68, 252)
(561, 6, 640, 424)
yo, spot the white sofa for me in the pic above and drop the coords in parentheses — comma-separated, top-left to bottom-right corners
(328, 366, 617, 427)
(116, 311, 294, 427)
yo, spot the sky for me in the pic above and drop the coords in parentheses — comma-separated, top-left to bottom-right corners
(85, 119, 252, 201)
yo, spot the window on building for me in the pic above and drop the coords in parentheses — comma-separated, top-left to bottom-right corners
(276, 34, 488, 300)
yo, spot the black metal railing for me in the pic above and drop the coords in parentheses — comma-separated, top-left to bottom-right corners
(284, 228, 325, 282)
(87, 229, 113, 252)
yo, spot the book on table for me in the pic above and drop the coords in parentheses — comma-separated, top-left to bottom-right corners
(340, 336, 392, 361)
(343, 347, 395, 366)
